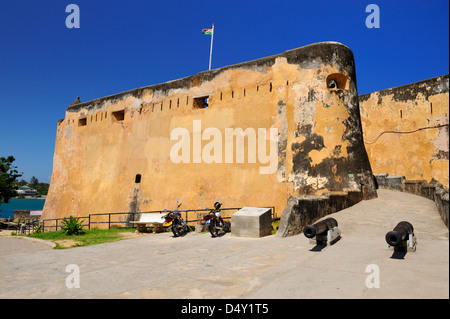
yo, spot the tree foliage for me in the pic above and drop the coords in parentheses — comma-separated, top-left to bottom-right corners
(0, 156, 23, 204)
(30, 176, 39, 187)
(34, 182, 50, 196)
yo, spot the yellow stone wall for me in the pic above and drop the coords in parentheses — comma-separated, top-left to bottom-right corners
(360, 74, 449, 188)
(42, 42, 377, 221)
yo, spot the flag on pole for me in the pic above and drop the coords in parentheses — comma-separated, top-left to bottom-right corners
(202, 27, 213, 35)
(202, 25, 215, 70)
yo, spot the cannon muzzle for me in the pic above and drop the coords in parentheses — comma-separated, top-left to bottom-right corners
(385, 221, 414, 246)
(303, 217, 338, 239)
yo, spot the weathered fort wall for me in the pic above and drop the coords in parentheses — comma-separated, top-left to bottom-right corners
(359, 74, 449, 189)
(42, 42, 377, 222)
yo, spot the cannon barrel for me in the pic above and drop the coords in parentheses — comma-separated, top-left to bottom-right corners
(385, 221, 414, 246)
(303, 217, 338, 239)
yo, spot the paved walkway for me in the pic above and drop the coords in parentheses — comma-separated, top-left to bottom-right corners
(0, 189, 448, 299)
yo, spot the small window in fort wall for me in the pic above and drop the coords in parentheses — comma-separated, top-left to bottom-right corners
(193, 95, 209, 109)
(78, 117, 87, 126)
(135, 174, 141, 183)
(326, 73, 348, 90)
(112, 110, 125, 122)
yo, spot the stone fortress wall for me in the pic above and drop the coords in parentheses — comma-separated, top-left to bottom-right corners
(359, 74, 449, 228)
(42, 42, 378, 223)
(42, 41, 448, 232)
(360, 74, 449, 188)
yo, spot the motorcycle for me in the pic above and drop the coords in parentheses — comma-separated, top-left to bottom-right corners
(163, 199, 190, 237)
(203, 199, 231, 237)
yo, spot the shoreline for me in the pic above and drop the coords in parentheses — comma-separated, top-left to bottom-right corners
(0, 198, 46, 219)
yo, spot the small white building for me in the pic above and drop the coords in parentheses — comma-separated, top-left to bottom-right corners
(16, 186, 37, 196)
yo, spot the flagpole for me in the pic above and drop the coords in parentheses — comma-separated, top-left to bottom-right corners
(209, 24, 214, 70)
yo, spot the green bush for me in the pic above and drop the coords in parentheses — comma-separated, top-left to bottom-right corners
(31, 224, 43, 234)
(61, 216, 85, 235)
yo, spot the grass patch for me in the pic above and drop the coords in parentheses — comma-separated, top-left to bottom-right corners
(28, 228, 136, 249)
(271, 219, 280, 235)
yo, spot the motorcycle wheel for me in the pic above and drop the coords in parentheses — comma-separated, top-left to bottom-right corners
(171, 225, 180, 237)
(209, 220, 219, 237)
(209, 220, 229, 237)
(172, 222, 189, 237)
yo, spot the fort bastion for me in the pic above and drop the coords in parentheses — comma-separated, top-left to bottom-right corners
(42, 42, 379, 223)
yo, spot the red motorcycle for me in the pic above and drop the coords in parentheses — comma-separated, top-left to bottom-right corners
(163, 199, 190, 237)
(203, 200, 230, 237)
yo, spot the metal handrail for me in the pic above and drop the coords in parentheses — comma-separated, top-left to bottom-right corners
(39, 206, 275, 232)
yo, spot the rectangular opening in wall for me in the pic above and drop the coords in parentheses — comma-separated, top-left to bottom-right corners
(193, 95, 209, 109)
(78, 117, 87, 126)
(112, 110, 125, 122)
(135, 174, 141, 184)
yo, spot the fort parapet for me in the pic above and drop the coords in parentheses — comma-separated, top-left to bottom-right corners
(42, 42, 377, 223)
(360, 74, 449, 188)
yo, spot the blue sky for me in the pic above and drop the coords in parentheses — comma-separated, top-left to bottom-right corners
(0, 0, 448, 183)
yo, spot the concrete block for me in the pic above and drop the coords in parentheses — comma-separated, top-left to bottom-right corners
(374, 174, 388, 187)
(195, 224, 206, 233)
(404, 180, 426, 195)
(385, 175, 405, 191)
(231, 207, 272, 238)
(420, 184, 436, 201)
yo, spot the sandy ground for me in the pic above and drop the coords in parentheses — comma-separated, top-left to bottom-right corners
(0, 189, 448, 299)
(0, 230, 15, 237)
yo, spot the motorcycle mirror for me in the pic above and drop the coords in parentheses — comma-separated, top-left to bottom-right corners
(218, 199, 221, 201)
(164, 209, 167, 212)
(177, 199, 179, 202)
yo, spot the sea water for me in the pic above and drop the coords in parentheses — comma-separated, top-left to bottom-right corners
(0, 198, 46, 219)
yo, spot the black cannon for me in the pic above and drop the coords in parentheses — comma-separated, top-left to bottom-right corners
(303, 217, 341, 246)
(385, 221, 414, 247)
(303, 217, 338, 239)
